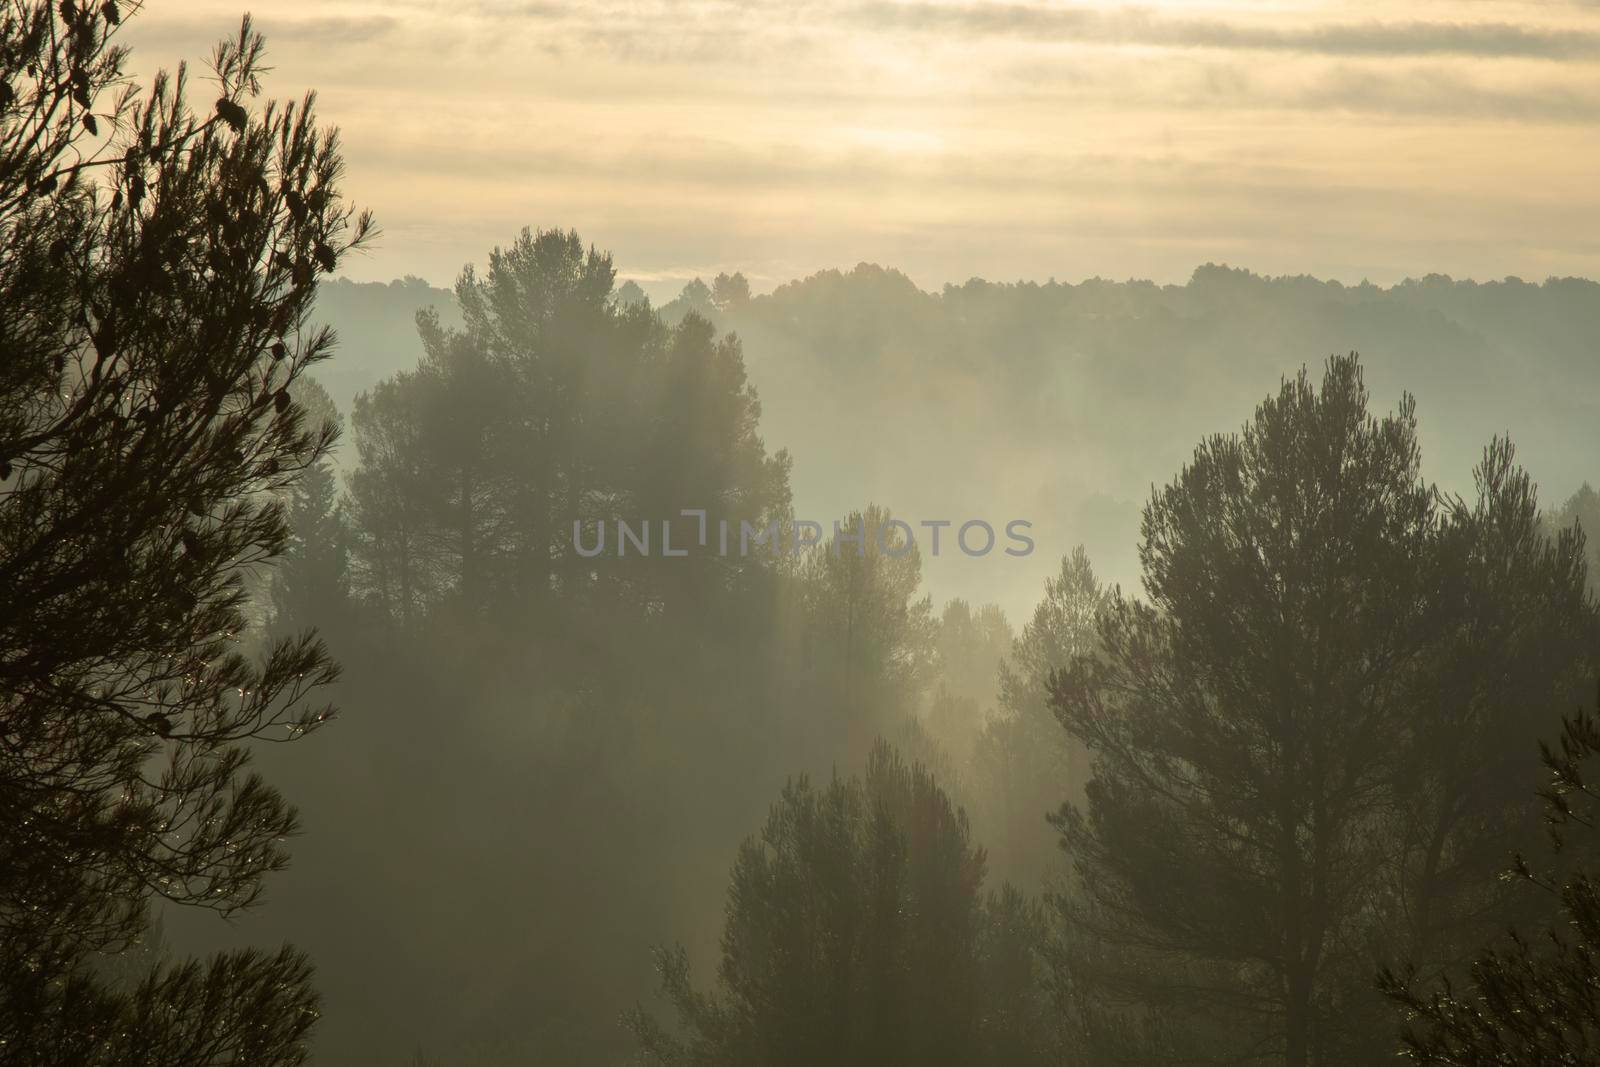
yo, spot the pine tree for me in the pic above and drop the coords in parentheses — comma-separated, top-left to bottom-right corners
(1546, 483, 1600, 599)
(628, 741, 1060, 1067)
(1050, 356, 1598, 1065)
(344, 229, 791, 632)
(928, 598, 1012, 762)
(794, 506, 937, 754)
(270, 377, 350, 636)
(973, 546, 1108, 888)
(1381, 683, 1600, 1065)
(0, 5, 369, 1059)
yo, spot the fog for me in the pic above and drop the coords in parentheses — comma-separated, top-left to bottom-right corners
(4, 3, 1600, 1067)
(139, 254, 1600, 1066)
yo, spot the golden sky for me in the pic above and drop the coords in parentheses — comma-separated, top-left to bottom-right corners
(127, 0, 1600, 292)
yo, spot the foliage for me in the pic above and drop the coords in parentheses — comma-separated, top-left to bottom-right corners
(629, 741, 1061, 1067)
(1381, 683, 1600, 1065)
(344, 227, 791, 629)
(1546, 484, 1600, 599)
(1050, 355, 1598, 1065)
(0, 3, 367, 1058)
(973, 546, 1108, 889)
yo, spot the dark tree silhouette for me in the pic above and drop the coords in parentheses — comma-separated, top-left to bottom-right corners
(345, 228, 791, 629)
(0, 3, 369, 1060)
(268, 377, 351, 637)
(1381, 682, 1600, 1065)
(1050, 355, 1598, 1066)
(1547, 484, 1600, 599)
(628, 740, 1062, 1067)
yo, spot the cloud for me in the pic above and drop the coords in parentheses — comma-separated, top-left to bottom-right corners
(1294, 66, 1600, 120)
(853, 3, 1600, 60)
(116, 0, 1600, 292)
(125, 12, 399, 59)
(264, 15, 400, 43)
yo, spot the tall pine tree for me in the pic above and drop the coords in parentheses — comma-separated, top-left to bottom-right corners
(0, 7, 369, 1060)
(1051, 355, 1598, 1066)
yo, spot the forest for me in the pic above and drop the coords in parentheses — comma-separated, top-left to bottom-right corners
(4, 5, 1600, 1067)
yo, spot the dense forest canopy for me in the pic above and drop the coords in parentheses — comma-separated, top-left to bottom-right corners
(154, 246, 1600, 1065)
(313, 265, 1600, 616)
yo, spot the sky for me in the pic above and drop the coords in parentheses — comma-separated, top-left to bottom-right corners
(124, 0, 1600, 295)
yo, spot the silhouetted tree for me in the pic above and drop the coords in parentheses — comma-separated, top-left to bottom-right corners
(629, 741, 1059, 1067)
(677, 276, 714, 315)
(973, 546, 1106, 888)
(345, 367, 438, 625)
(1381, 683, 1600, 1065)
(1547, 483, 1600, 598)
(612, 279, 648, 308)
(269, 376, 350, 635)
(975, 884, 1071, 1067)
(793, 506, 936, 754)
(346, 230, 790, 630)
(1051, 356, 1597, 1066)
(935, 600, 1012, 707)
(1387, 442, 1599, 1003)
(711, 271, 749, 311)
(0, 6, 368, 1060)
(328, 232, 799, 1063)
(927, 598, 1011, 761)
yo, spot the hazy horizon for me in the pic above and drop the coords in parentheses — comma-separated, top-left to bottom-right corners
(343, 259, 1600, 308)
(123, 0, 1600, 293)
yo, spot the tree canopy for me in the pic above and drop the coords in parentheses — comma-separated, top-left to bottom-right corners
(1051, 355, 1599, 1066)
(0, 5, 367, 1060)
